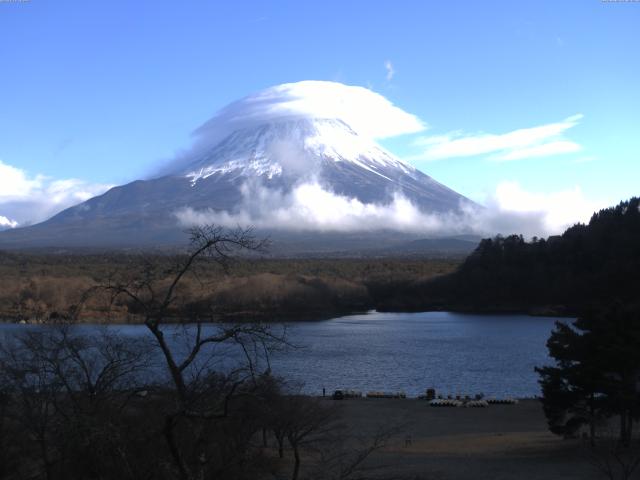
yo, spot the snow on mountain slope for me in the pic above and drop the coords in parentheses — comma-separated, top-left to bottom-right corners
(180, 118, 414, 185)
(166, 115, 468, 214)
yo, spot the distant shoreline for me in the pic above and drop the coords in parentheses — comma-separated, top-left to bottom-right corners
(0, 306, 574, 326)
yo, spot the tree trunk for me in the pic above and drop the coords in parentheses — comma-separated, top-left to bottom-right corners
(147, 323, 188, 399)
(262, 427, 267, 448)
(620, 411, 630, 447)
(589, 394, 596, 447)
(40, 438, 53, 480)
(276, 435, 284, 458)
(163, 415, 191, 480)
(292, 444, 300, 480)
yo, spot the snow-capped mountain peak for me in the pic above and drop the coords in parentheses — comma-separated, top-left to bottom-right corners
(180, 117, 416, 186)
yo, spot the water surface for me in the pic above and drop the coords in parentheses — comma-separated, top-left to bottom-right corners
(272, 311, 562, 398)
(0, 311, 565, 398)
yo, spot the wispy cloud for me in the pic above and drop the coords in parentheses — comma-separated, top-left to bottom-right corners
(498, 140, 581, 161)
(410, 114, 583, 162)
(384, 60, 395, 82)
(0, 159, 112, 228)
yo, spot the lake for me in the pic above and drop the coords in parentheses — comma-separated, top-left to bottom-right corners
(0, 311, 566, 398)
(272, 311, 563, 398)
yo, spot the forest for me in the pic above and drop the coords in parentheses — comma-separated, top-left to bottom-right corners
(378, 197, 640, 315)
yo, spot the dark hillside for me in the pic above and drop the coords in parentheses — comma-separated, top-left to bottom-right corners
(376, 197, 640, 314)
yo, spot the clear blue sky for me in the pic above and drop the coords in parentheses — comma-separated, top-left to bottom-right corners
(0, 0, 638, 225)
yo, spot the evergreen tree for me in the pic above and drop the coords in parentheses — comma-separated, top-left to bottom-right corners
(536, 320, 606, 443)
(537, 305, 640, 445)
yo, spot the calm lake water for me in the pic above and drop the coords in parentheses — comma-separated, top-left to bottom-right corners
(0, 311, 566, 398)
(272, 311, 564, 398)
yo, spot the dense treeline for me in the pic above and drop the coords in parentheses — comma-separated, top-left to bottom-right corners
(380, 197, 640, 314)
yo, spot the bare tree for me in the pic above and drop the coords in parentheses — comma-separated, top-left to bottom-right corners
(0, 325, 155, 480)
(98, 225, 288, 480)
(101, 226, 276, 397)
(584, 426, 640, 480)
(21, 326, 151, 412)
(263, 392, 402, 480)
(312, 424, 403, 480)
(279, 395, 342, 480)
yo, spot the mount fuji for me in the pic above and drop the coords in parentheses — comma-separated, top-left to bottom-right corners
(0, 81, 478, 252)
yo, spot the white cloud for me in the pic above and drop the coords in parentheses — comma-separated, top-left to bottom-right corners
(158, 81, 426, 176)
(174, 178, 605, 239)
(384, 60, 395, 81)
(0, 159, 112, 227)
(410, 114, 583, 162)
(0, 161, 43, 197)
(197, 80, 424, 140)
(177, 180, 447, 233)
(483, 181, 605, 235)
(497, 140, 581, 161)
(0, 215, 18, 230)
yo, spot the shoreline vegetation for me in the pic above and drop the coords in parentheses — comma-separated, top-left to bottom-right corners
(0, 252, 575, 325)
(0, 250, 599, 326)
(0, 254, 463, 324)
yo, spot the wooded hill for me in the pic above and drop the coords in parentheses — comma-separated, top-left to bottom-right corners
(377, 197, 640, 315)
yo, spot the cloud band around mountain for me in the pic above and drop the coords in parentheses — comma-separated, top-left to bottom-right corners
(175, 178, 604, 238)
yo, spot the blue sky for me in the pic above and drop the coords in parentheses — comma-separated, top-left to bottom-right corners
(0, 0, 639, 230)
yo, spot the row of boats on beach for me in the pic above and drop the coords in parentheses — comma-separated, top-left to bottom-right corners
(331, 388, 520, 407)
(427, 398, 519, 407)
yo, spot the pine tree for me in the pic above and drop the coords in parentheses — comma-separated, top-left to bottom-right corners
(536, 304, 640, 445)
